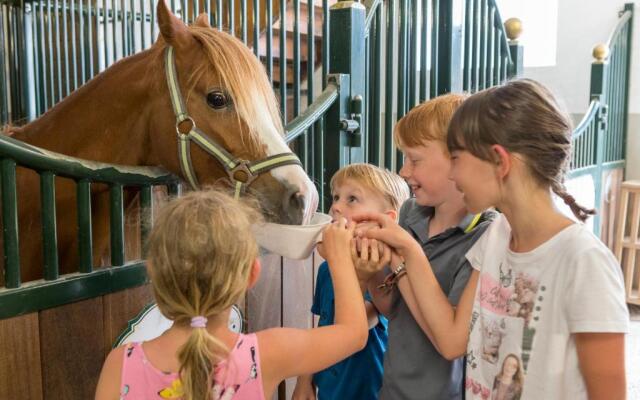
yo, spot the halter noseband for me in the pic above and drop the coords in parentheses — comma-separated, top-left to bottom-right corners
(164, 46, 302, 198)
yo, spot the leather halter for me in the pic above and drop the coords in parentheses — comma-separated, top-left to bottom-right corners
(164, 46, 302, 198)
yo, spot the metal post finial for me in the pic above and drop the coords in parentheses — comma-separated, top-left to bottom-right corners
(504, 18, 523, 42)
(592, 44, 610, 63)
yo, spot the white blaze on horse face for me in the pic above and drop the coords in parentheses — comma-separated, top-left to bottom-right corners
(252, 97, 318, 224)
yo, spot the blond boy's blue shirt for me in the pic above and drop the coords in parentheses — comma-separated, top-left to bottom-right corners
(378, 198, 495, 400)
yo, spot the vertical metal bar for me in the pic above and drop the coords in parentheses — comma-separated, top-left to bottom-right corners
(397, 0, 407, 119)
(479, 0, 487, 89)
(217, 0, 223, 29)
(229, 0, 235, 34)
(420, 0, 428, 101)
(71, 0, 78, 90)
(307, 0, 315, 175)
(112, 0, 118, 62)
(152, 0, 157, 41)
(121, 0, 128, 56)
(48, 1, 56, 103)
(472, 0, 480, 90)
(40, 171, 59, 281)
(103, 0, 109, 69)
(322, 0, 328, 87)
(31, 2, 43, 116)
(2, 159, 20, 288)
(1, 4, 8, 122)
(110, 183, 125, 266)
(167, 183, 181, 197)
(430, 0, 439, 97)
(294, 0, 300, 118)
(279, 0, 286, 123)
(87, 0, 94, 77)
(487, 7, 494, 87)
(463, 0, 472, 91)
(140, 0, 146, 50)
(77, 179, 93, 273)
(79, 0, 86, 85)
(408, 0, 418, 109)
(62, 0, 70, 96)
(36, 2, 48, 111)
(384, 0, 396, 170)
(140, 185, 152, 252)
(241, 0, 247, 43)
(55, 0, 63, 101)
(253, 0, 259, 56)
(369, 6, 382, 165)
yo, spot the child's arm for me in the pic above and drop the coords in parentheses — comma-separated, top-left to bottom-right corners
(95, 345, 125, 400)
(355, 212, 477, 360)
(575, 333, 626, 400)
(292, 374, 316, 400)
(258, 218, 368, 394)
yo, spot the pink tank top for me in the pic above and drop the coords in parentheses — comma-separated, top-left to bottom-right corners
(119, 333, 265, 399)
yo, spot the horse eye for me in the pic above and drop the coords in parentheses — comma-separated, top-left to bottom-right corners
(206, 91, 228, 109)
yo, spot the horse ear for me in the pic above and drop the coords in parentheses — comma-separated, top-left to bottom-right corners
(195, 13, 211, 28)
(157, 0, 192, 48)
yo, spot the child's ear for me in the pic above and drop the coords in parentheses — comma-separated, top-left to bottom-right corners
(491, 144, 512, 180)
(383, 209, 398, 222)
(248, 259, 261, 289)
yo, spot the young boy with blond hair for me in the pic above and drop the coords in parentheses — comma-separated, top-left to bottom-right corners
(293, 163, 410, 400)
(361, 94, 495, 399)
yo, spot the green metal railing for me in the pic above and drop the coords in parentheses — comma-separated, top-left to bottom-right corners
(0, 134, 180, 318)
(568, 2, 634, 236)
(0, 0, 519, 317)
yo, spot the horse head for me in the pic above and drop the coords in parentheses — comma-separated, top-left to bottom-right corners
(147, 1, 317, 224)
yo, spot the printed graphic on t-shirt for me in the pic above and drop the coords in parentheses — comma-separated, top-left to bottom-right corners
(466, 262, 543, 400)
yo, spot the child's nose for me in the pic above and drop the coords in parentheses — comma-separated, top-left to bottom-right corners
(399, 163, 411, 179)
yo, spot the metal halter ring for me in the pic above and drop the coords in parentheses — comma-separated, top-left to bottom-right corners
(175, 116, 196, 137)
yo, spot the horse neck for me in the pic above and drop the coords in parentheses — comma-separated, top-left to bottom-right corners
(10, 50, 158, 166)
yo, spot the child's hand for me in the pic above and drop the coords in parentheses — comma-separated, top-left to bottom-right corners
(352, 212, 418, 257)
(320, 217, 355, 264)
(351, 238, 391, 283)
(292, 376, 316, 400)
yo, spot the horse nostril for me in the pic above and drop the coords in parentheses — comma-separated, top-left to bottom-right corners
(289, 192, 305, 212)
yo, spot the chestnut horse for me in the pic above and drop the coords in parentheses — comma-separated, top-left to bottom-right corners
(3, 1, 318, 284)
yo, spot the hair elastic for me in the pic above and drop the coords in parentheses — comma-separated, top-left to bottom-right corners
(190, 316, 208, 328)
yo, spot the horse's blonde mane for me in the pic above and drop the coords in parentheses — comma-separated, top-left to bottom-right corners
(183, 26, 284, 155)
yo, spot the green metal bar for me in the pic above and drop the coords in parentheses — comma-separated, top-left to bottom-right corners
(397, 0, 407, 119)
(408, 0, 418, 109)
(241, 0, 247, 43)
(463, 0, 473, 91)
(167, 183, 180, 197)
(140, 0, 145, 50)
(0, 262, 147, 319)
(279, 0, 286, 123)
(266, 0, 272, 82)
(307, 0, 315, 176)
(110, 183, 125, 266)
(54, 0, 63, 101)
(479, 0, 487, 89)
(112, 0, 118, 63)
(384, 0, 396, 170)
(40, 171, 59, 281)
(31, 2, 43, 116)
(293, 0, 306, 169)
(140, 185, 152, 251)
(48, 1, 56, 103)
(77, 178, 93, 273)
(151, 0, 157, 43)
(79, 0, 86, 84)
(369, 7, 382, 165)
(252, 0, 258, 55)
(1, 158, 20, 289)
(217, 0, 222, 29)
(487, 7, 495, 87)
(228, 0, 234, 34)
(322, 0, 328, 87)
(103, 0, 108, 68)
(0, 4, 7, 123)
(121, 0, 128, 56)
(62, 0, 70, 96)
(429, 0, 440, 96)
(419, 0, 428, 101)
(71, 0, 78, 90)
(0, 135, 178, 185)
(86, 0, 94, 78)
(285, 83, 338, 142)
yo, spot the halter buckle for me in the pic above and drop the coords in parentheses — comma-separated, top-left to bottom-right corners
(228, 161, 257, 186)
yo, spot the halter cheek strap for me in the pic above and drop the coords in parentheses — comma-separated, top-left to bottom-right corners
(164, 46, 302, 198)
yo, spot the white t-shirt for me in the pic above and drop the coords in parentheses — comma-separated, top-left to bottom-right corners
(465, 214, 629, 400)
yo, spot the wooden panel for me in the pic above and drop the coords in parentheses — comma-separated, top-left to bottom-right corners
(103, 284, 154, 352)
(40, 297, 104, 400)
(0, 313, 43, 399)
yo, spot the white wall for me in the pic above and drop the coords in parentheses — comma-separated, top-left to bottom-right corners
(502, 0, 640, 179)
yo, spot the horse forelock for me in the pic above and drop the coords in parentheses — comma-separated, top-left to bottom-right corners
(185, 27, 285, 156)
